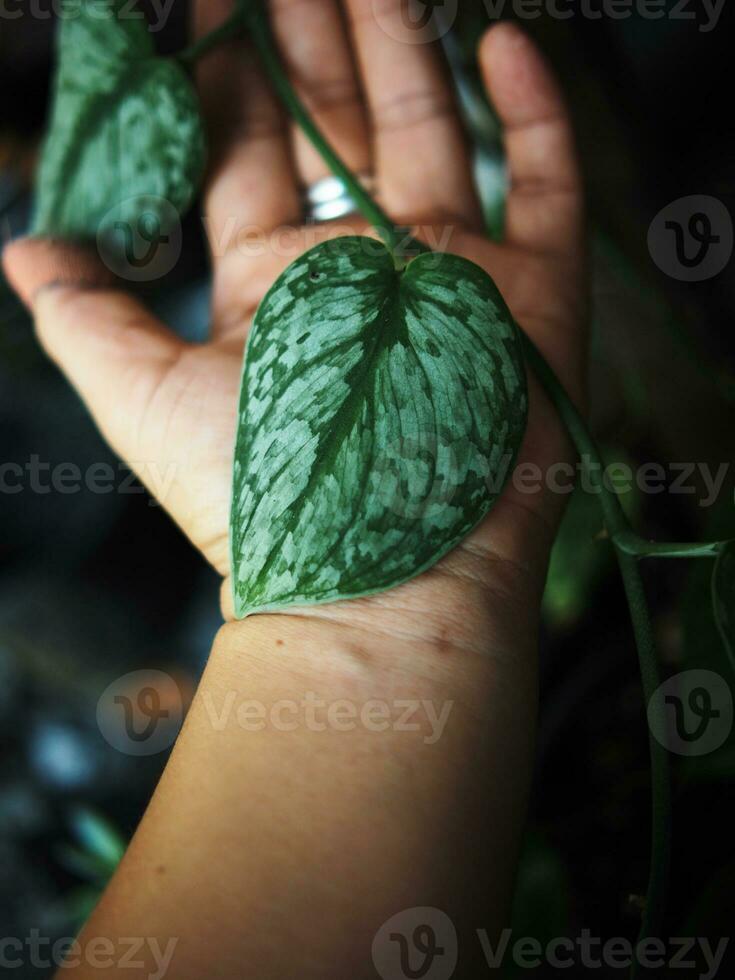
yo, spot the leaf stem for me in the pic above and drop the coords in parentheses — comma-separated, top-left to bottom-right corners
(240, 0, 415, 262)
(617, 551, 672, 976)
(521, 335, 671, 960)
(177, 10, 246, 67)
(614, 533, 725, 560)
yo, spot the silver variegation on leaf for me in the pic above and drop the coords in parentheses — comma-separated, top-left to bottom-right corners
(231, 237, 528, 617)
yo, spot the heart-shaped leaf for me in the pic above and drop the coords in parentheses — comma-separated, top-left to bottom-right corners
(231, 237, 528, 617)
(713, 541, 735, 667)
(33, 0, 205, 240)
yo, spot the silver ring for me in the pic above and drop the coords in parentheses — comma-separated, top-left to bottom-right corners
(303, 173, 375, 223)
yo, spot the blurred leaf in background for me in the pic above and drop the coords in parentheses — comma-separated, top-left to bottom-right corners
(56, 808, 126, 931)
(506, 828, 571, 975)
(33, 0, 205, 241)
(712, 541, 735, 670)
(683, 854, 735, 937)
(680, 496, 735, 784)
(543, 450, 640, 630)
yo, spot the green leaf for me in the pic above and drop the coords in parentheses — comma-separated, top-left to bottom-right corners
(61, 886, 107, 930)
(712, 541, 735, 667)
(542, 447, 639, 629)
(56, 844, 115, 883)
(680, 502, 735, 784)
(70, 807, 126, 869)
(683, 854, 735, 935)
(33, 0, 205, 240)
(509, 830, 571, 964)
(231, 238, 527, 617)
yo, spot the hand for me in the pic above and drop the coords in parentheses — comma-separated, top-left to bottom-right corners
(3, 6, 585, 655)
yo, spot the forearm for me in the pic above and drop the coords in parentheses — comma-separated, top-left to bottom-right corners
(58, 605, 538, 979)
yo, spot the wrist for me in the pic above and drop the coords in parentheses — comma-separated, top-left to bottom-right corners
(214, 565, 540, 701)
(202, 608, 538, 785)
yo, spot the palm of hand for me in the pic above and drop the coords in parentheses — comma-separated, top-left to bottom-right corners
(4, 11, 584, 650)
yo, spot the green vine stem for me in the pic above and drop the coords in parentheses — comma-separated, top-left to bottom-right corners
(178, 3, 410, 256)
(522, 338, 671, 965)
(177, 9, 246, 67)
(240, 1, 416, 264)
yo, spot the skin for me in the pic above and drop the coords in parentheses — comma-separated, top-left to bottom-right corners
(3, 4, 585, 977)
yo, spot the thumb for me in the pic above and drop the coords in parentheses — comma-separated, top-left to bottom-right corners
(3, 236, 187, 474)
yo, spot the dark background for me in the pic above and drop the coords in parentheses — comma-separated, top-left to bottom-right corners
(0, 1, 734, 976)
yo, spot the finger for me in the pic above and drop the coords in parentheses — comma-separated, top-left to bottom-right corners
(2, 237, 187, 492)
(269, 0, 371, 184)
(194, 1, 301, 328)
(479, 23, 583, 257)
(343, 0, 479, 228)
